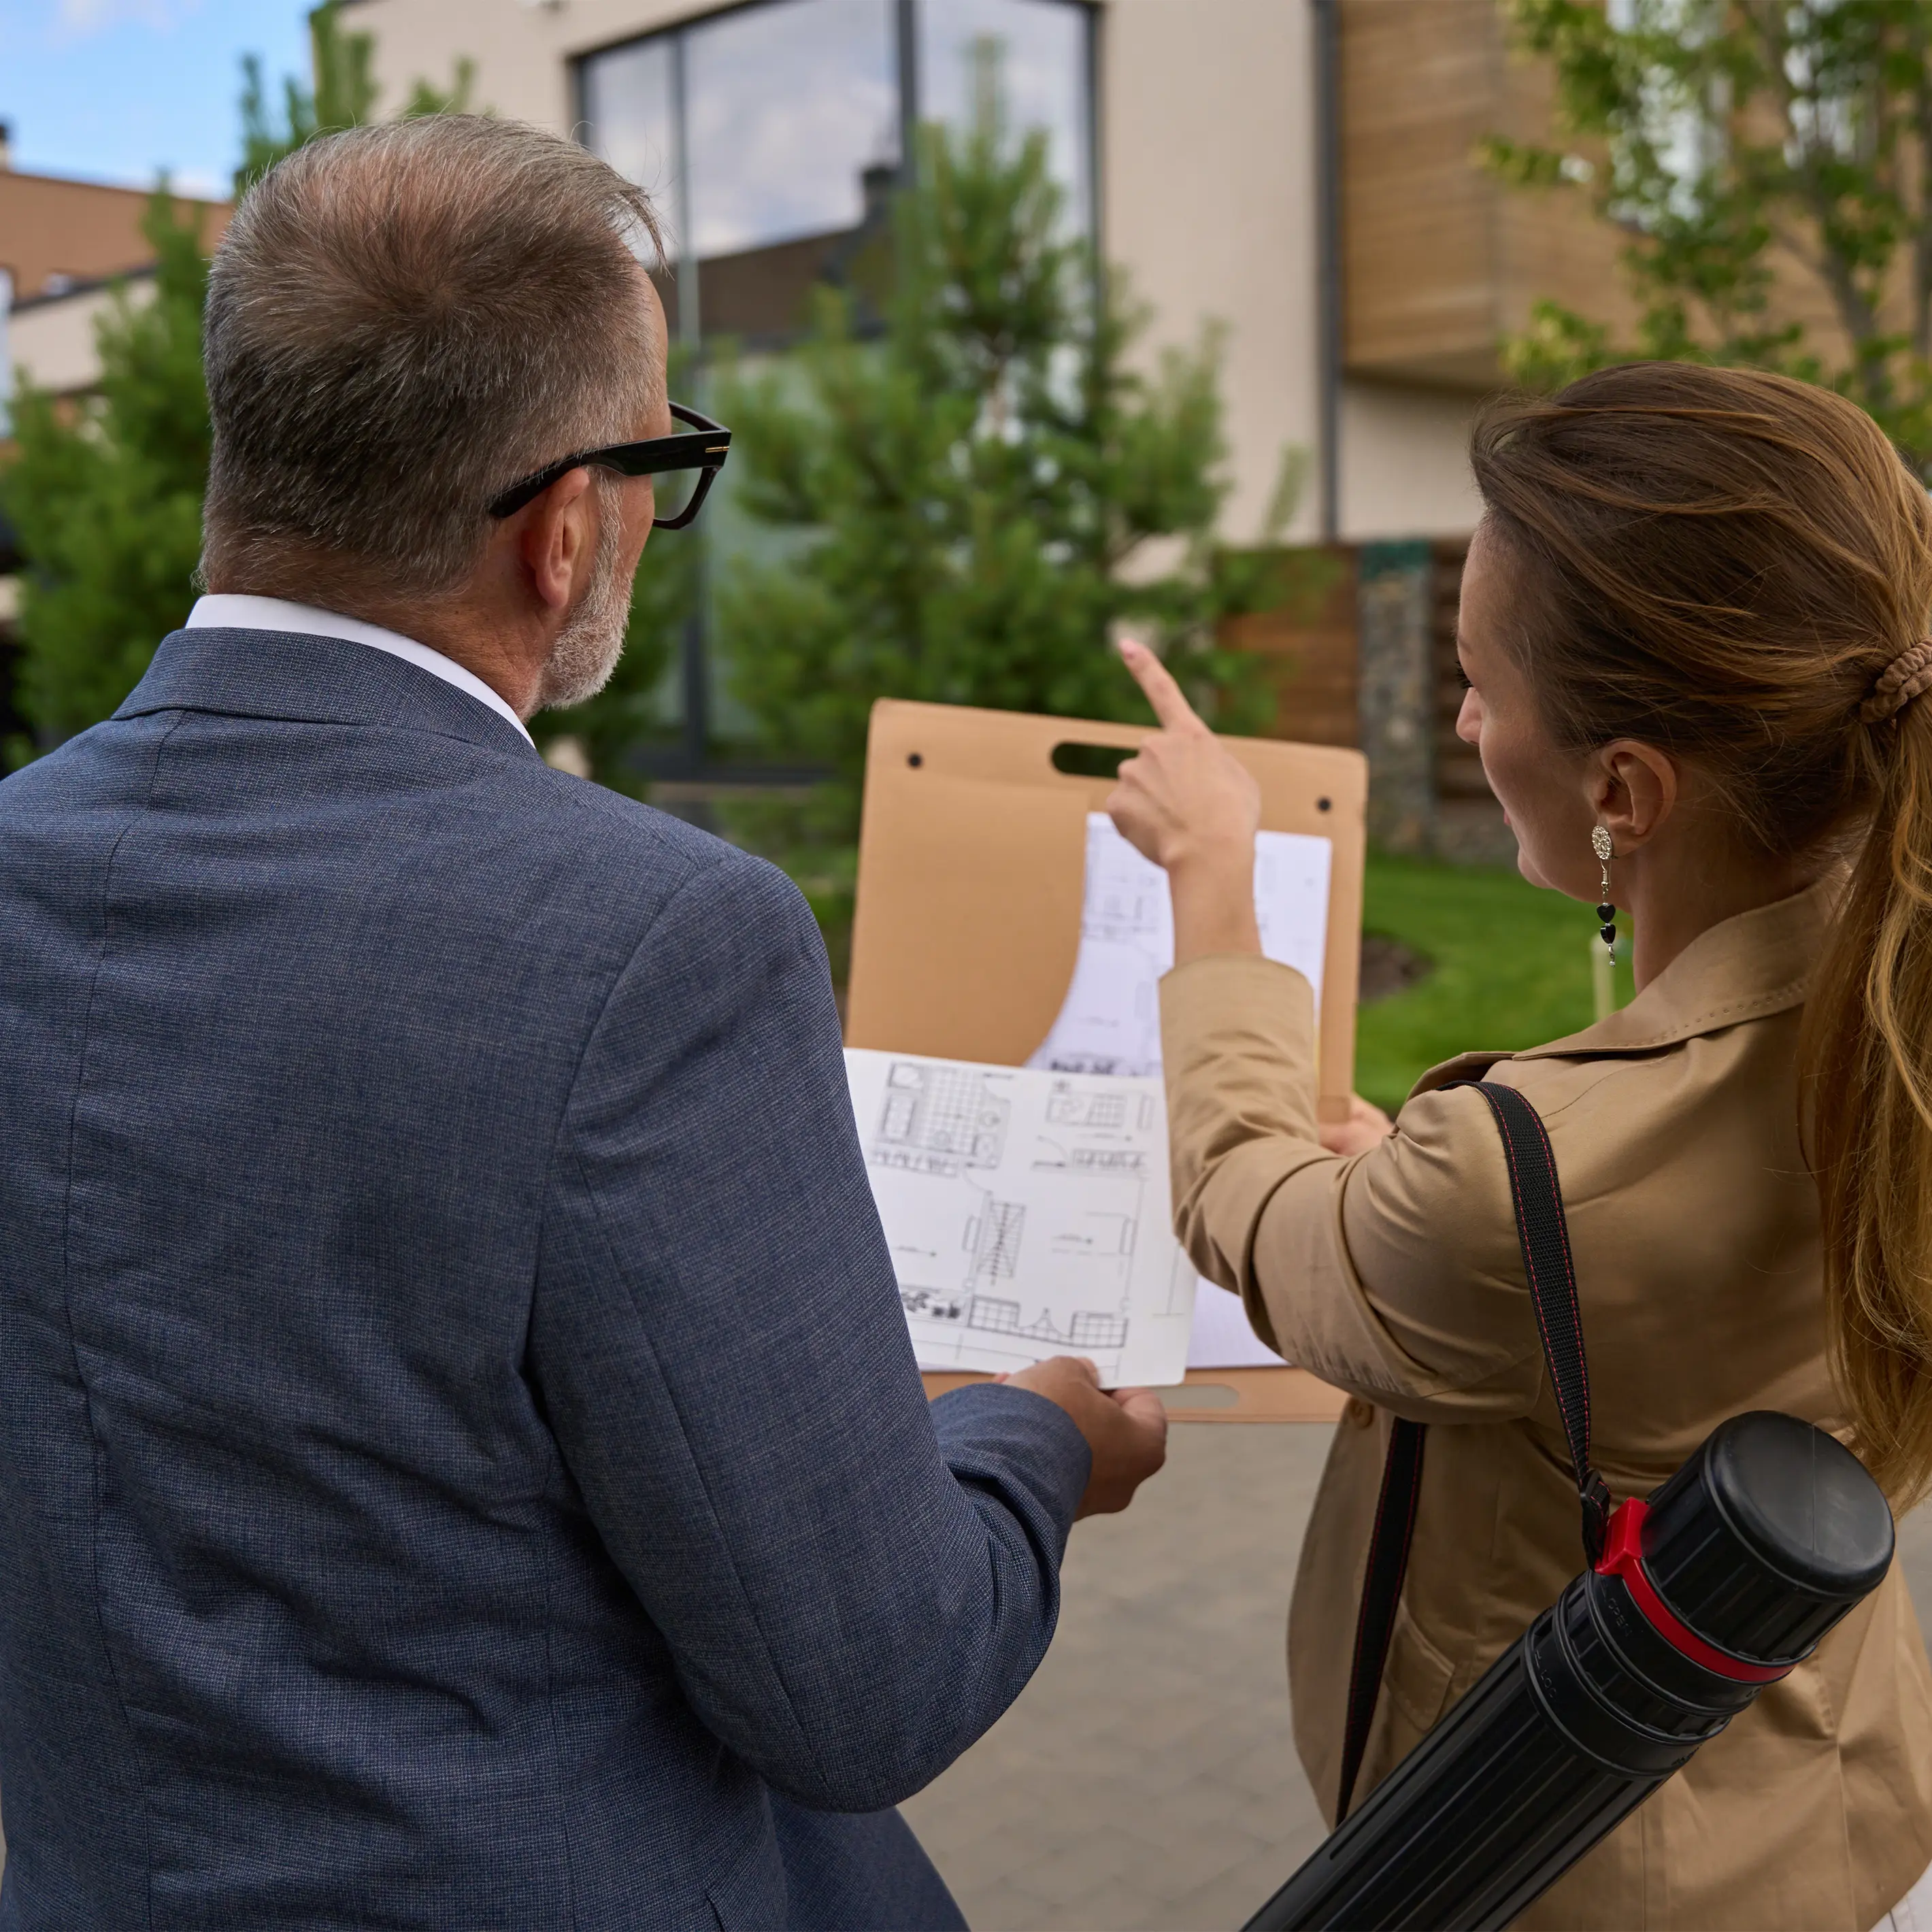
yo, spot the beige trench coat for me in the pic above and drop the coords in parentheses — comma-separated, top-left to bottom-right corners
(1161, 877, 1932, 1931)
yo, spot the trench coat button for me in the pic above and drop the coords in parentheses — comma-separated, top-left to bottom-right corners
(1343, 1397, 1376, 1428)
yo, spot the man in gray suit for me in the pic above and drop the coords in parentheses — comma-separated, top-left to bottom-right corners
(0, 116, 1166, 1931)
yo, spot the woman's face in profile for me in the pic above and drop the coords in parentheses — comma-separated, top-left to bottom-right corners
(1455, 520, 1599, 901)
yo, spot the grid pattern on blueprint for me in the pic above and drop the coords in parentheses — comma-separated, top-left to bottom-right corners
(873, 1063, 1009, 1176)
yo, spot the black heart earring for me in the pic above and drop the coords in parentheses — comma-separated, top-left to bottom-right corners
(1593, 826, 1616, 957)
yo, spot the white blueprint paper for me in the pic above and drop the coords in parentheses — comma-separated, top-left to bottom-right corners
(1186, 1278, 1288, 1368)
(1026, 814, 1333, 1079)
(845, 1048, 1197, 1388)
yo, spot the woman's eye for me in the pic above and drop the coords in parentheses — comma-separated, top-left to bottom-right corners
(1454, 661, 1473, 691)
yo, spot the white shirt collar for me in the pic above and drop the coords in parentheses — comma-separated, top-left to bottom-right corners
(185, 595, 535, 746)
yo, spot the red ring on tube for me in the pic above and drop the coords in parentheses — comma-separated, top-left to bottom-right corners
(1595, 1498, 1794, 1685)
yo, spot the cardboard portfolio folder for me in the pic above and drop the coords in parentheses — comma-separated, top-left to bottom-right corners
(846, 698, 1365, 1422)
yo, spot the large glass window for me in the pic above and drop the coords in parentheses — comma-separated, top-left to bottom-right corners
(918, 0, 1093, 234)
(578, 0, 1096, 345)
(578, 36, 675, 214)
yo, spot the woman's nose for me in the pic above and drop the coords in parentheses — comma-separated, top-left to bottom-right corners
(1455, 688, 1482, 746)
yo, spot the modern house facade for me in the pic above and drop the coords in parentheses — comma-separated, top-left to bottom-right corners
(335, 0, 1621, 849)
(1, 4, 1629, 846)
(344, 0, 1552, 550)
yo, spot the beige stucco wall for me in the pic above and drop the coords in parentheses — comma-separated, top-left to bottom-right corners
(340, 0, 1479, 544)
(1102, 0, 1321, 541)
(1339, 378, 1482, 540)
(6, 277, 153, 398)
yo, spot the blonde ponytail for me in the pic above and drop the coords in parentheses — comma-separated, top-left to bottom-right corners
(1808, 697, 1932, 1504)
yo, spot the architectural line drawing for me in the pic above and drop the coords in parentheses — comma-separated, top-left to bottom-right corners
(872, 1059, 1010, 1176)
(1027, 814, 1333, 1078)
(971, 1200, 1026, 1282)
(845, 1049, 1196, 1388)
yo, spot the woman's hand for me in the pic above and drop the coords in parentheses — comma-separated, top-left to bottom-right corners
(1319, 1095, 1396, 1158)
(1107, 637, 1263, 963)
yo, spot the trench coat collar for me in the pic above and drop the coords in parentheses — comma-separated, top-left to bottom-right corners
(1416, 870, 1839, 1090)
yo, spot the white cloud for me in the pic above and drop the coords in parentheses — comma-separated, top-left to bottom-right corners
(167, 165, 227, 199)
(54, 0, 204, 41)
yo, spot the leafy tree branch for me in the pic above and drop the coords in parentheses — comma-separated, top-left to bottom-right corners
(1490, 0, 1932, 460)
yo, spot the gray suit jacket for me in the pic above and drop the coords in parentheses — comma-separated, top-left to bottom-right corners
(0, 628, 1089, 1931)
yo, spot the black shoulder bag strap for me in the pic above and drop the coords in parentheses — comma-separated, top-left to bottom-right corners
(1333, 1080, 1614, 1821)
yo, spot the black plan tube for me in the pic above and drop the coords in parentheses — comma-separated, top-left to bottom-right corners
(1244, 1412, 1895, 1932)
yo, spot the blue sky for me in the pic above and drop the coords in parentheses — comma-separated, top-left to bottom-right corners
(0, 0, 315, 197)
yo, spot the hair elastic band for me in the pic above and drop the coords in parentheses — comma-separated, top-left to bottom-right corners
(1861, 639, 1932, 724)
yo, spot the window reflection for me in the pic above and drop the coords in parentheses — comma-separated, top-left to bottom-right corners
(686, 0, 898, 259)
(579, 37, 682, 332)
(578, 0, 1093, 346)
(580, 37, 676, 213)
(919, 0, 1092, 231)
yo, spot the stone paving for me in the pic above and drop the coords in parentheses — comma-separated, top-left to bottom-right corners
(901, 1424, 1335, 1932)
(903, 1422, 1932, 1932)
(5, 1423, 1932, 1925)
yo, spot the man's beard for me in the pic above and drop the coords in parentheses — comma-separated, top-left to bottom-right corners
(535, 491, 633, 712)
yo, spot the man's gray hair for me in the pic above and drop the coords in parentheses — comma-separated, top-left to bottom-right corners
(202, 115, 664, 597)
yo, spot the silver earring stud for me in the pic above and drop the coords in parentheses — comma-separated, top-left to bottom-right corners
(1592, 826, 1616, 957)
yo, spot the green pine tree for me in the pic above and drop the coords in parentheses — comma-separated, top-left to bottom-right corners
(714, 73, 1308, 851)
(1, 5, 473, 767)
(3, 193, 213, 767)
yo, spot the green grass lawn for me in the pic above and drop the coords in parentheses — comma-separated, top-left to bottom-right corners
(1355, 852, 1636, 1115)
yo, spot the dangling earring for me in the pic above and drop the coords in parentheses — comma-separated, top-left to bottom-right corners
(1592, 825, 1616, 958)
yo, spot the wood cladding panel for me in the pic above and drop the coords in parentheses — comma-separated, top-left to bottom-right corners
(1222, 551, 1361, 750)
(1342, 0, 1631, 386)
(1342, 0, 1503, 378)
(1487, 20, 1641, 354)
(1343, 9, 1891, 386)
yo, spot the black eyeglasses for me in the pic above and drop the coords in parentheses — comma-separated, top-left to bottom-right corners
(487, 401, 732, 527)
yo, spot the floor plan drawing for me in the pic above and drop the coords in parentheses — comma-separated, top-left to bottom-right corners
(845, 1050, 1195, 1387)
(1028, 814, 1333, 1078)
(871, 1059, 1010, 1176)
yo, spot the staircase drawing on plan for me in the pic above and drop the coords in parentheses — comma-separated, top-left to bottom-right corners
(866, 1062, 1147, 1371)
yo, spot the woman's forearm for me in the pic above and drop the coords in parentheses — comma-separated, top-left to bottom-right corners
(1169, 851, 1263, 965)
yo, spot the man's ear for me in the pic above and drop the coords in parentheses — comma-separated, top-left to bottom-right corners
(515, 466, 596, 613)
(1590, 740, 1679, 852)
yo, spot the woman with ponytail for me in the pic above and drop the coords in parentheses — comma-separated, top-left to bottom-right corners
(1108, 363, 1932, 1929)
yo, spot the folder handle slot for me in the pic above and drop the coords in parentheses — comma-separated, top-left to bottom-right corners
(1050, 741, 1135, 780)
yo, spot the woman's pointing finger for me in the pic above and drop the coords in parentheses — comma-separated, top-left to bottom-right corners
(1118, 636, 1210, 736)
